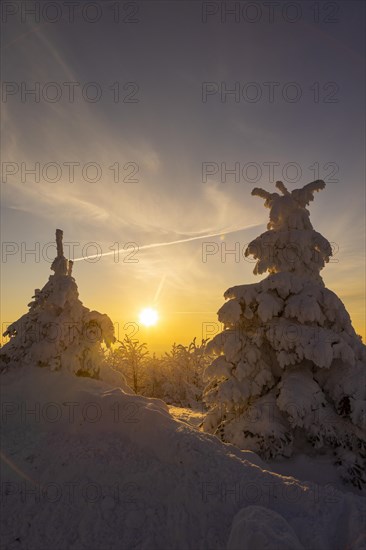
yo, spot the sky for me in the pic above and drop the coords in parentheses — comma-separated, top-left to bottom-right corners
(1, 0, 365, 353)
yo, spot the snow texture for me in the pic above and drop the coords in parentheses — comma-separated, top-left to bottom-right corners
(203, 182, 366, 488)
(1, 366, 365, 550)
(226, 505, 304, 550)
(1, 230, 116, 381)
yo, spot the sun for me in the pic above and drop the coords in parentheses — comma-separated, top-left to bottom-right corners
(139, 307, 159, 327)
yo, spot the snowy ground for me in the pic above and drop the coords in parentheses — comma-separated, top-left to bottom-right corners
(168, 405, 205, 428)
(1, 367, 365, 550)
(169, 406, 365, 496)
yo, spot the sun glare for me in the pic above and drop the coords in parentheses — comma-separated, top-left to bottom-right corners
(139, 307, 159, 327)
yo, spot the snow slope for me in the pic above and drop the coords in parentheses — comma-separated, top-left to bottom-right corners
(168, 405, 205, 428)
(1, 366, 365, 550)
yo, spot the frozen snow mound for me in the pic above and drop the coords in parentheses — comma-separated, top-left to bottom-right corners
(1, 365, 366, 550)
(226, 505, 304, 550)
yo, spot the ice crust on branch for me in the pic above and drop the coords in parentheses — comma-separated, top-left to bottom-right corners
(1, 229, 115, 378)
(247, 180, 331, 279)
(203, 182, 366, 488)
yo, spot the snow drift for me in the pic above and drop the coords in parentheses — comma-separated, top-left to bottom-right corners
(1, 366, 365, 550)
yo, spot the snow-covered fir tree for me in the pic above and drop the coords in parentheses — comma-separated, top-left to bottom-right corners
(203, 180, 366, 488)
(0, 229, 115, 378)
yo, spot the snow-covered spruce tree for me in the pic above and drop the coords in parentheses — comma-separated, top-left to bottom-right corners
(203, 180, 366, 487)
(0, 229, 115, 378)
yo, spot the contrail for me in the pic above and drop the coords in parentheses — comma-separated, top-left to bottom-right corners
(153, 274, 167, 305)
(72, 223, 261, 262)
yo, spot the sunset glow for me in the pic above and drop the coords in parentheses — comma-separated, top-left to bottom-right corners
(139, 308, 159, 327)
(1, 1, 364, 356)
(1, 2, 365, 546)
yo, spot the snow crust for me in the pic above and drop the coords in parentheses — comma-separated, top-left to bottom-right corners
(1, 366, 365, 550)
(226, 505, 304, 550)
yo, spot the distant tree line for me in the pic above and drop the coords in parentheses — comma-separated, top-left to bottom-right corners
(106, 336, 212, 407)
